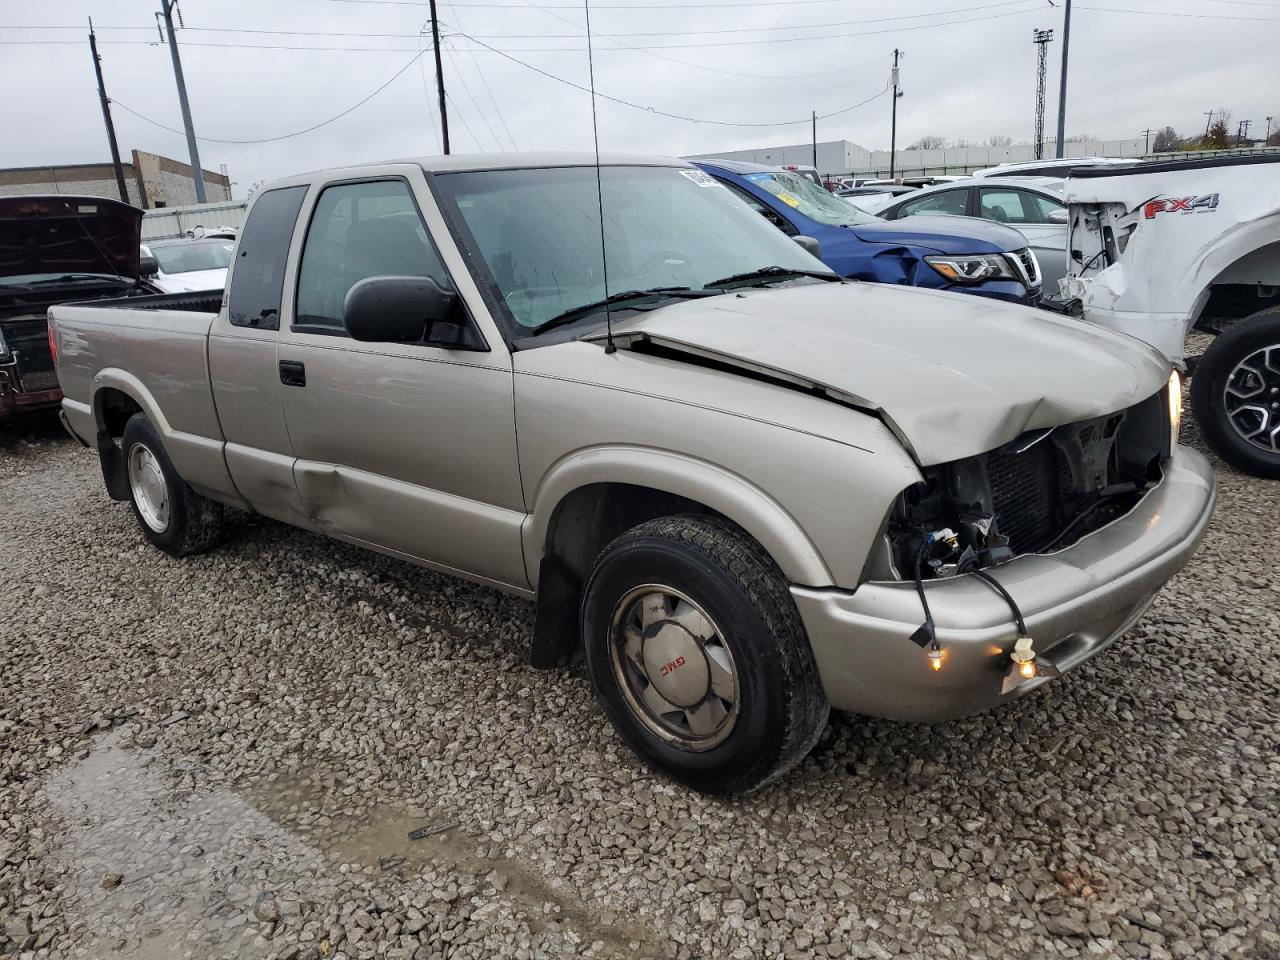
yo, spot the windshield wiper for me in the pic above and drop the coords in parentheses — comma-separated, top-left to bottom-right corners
(529, 287, 716, 336)
(25, 273, 127, 285)
(704, 265, 840, 289)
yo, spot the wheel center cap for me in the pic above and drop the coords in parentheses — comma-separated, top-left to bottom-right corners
(642, 622, 709, 708)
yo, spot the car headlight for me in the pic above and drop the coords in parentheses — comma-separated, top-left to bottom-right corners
(924, 253, 1019, 284)
(1168, 369, 1182, 441)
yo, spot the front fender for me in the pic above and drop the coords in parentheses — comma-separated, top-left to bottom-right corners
(524, 445, 834, 590)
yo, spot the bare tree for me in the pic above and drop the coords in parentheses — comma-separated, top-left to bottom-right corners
(1065, 133, 1097, 143)
(953, 138, 975, 148)
(1206, 108, 1234, 148)
(1152, 126, 1180, 152)
(907, 135, 948, 150)
(986, 135, 1012, 147)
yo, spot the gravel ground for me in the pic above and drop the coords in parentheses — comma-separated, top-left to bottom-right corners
(1, 398, 1277, 960)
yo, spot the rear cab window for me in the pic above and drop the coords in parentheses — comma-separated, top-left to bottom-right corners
(227, 185, 307, 329)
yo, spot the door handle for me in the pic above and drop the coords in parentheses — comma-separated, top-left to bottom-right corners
(279, 360, 306, 387)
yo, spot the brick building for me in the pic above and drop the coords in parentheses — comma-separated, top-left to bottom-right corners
(0, 149, 231, 208)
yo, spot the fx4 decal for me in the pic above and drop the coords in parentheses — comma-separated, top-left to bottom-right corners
(1143, 194, 1219, 219)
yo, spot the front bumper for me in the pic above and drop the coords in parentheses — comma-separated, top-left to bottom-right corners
(957, 279, 1041, 306)
(792, 445, 1216, 722)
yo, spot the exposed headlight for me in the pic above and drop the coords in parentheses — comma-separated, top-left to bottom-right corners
(1168, 369, 1182, 441)
(924, 253, 1020, 284)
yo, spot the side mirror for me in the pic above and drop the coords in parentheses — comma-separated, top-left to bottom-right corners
(1047, 208, 1069, 225)
(792, 235, 821, 258)
(139, 254, 159, 277)
(344, 275, 468, 346)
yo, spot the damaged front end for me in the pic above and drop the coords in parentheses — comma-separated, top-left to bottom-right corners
(887, 386, 1172, 582)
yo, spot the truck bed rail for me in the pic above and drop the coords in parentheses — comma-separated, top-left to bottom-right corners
(68, 290, 224, 315)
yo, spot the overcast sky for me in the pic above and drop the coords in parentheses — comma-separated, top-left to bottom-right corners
(1, 0, 1277, 196)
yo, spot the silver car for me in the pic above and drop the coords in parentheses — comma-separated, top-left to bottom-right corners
(51, 154, 1214, 794)
(879, 177, 1069, 293)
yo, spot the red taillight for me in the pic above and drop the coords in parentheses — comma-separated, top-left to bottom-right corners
(48, 320, 58, 365)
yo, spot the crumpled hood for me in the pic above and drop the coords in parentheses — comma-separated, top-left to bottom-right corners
(0, 195, 144, 281)
(589, 282, 1170, 465)
(850, 214, 1029, 255)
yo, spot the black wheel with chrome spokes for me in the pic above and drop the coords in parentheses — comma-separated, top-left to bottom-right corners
(582, 514, 828, 795)
(1192, 306, 1280, 479)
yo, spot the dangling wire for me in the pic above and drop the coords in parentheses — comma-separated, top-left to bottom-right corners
(583, 0, 615, 354)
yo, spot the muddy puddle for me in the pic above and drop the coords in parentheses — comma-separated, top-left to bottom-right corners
(42, 731, 661, 958)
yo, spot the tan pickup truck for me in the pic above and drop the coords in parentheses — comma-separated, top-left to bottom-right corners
(50, 154, 1215, 793)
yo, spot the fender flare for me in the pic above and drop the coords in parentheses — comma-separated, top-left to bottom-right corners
(523, 445, 835, 590)
(91, 368, 174, 436)
(1184, 209, 1280, 327)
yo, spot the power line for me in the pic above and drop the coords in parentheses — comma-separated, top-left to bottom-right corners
(447, 27, 890, 126)
(1076, 4, 1280, 18)
(443, 90, 485, 149)
(0, 3, 1041, 39)
(112, 50, 427, 143)
(442, 3, 518, 148)
(442, 36, 507, 150)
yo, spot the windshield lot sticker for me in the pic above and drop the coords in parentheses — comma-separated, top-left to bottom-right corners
(1143, 193, 1219, 219)
(775, 192, 802, 208)
(679, 169, 724, 188)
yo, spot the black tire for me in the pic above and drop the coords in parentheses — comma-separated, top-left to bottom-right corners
(1191, 306, 1280, 479)
(581, 514, 828, 795)
(120, 413, 225, 556)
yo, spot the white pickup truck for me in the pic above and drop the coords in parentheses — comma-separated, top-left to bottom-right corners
(1060, 153, 1280, 477)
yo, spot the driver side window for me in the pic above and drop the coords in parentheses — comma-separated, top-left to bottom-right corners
(295, 179, 449, 333)
(719, 180, 797, 236)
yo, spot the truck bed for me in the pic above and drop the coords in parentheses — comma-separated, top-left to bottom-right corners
(67, 289, 225, 315)
(50, 295, 227, 491)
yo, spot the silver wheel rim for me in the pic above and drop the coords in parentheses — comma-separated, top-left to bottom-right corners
(127, 442, 170, 533)
(1223, 344, 1280, 454)
(608, 585, 740, 752)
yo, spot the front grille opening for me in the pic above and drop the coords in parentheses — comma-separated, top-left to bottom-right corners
(890, 391, 1167, 579)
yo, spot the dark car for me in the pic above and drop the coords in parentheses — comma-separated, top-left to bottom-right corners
(0, 196, 157, 421)
(695, 160, 1042, 306)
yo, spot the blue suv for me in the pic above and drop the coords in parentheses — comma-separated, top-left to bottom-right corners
(695, 160, 1042, 306)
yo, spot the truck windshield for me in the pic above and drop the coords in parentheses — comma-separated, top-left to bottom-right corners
(742, 171, 879, 227)
(434, 165, 831, 332)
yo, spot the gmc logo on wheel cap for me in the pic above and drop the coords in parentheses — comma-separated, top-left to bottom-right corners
(1144, 194, 1219, 219)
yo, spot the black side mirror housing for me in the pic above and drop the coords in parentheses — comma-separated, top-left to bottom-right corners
(343, 275, 480, 348)
(139, 254, 159, 277)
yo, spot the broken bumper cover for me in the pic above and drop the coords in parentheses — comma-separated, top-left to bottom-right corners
(792, 445, 1216, 722)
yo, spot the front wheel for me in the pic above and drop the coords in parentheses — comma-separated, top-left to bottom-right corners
(581, 515, 828, 795)
(121, 414, 226, 555)
(1191, 306, 1280, 479)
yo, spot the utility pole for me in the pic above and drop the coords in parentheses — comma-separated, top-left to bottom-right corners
(1032, 29, 1053, 160)
(1203, 110, 1215, 141)
(158, 1, 206, 203)
(811, 111, 817, 169)
(1266, 116, 1273, 145)
(88, 19, 129, 204)
(889, 49, 902, 179)
(1054, 0, 1071, 158)
(1238, 119, 1251, 146)
(428, 0, 450, 154)
(1140, 127, 1152, 154)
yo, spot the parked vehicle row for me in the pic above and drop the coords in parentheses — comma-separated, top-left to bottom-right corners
(49, 152, 1214, 795)
(695, 159, 1044, 305)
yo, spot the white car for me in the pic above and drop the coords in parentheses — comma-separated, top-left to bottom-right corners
(139, 238, 235, 294)
(973, 157, 1137, 178)
(875, 177, 1069, 293)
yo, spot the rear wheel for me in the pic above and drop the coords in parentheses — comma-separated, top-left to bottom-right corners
(581, 515, 828, 795)
(121, 414, 225, 555)
(1191, 306, 1280, 479)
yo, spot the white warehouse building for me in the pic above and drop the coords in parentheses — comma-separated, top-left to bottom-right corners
(683, 137, 1150, 178)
